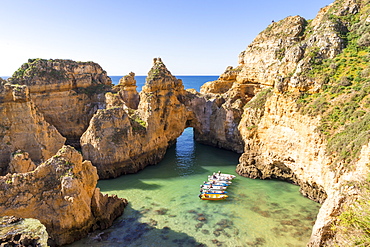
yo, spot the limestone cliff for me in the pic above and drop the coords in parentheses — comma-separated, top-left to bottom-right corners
(237, 92, 369, 246)
(205, 0, 370, 245)
(81, 58, 190, 178)
(189, 65, 258, 153)
(0, 145, 127, 246)
(1, 0, 369, 245)
(8, 59, 113, 147)
(0, 82, 65, 175)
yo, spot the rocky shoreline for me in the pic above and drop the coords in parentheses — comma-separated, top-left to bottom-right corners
(1, 0, 370, 245)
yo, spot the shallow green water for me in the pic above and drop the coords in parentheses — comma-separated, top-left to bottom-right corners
(70, 128, 320, 247)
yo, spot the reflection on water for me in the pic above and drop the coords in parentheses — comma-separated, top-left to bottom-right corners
(69, 128, 320, 247)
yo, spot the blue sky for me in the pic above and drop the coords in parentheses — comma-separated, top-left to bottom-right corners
(1, 0, 333, 76)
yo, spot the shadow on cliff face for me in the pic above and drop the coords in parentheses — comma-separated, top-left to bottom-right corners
(68, 204, 204, 247)
(137, 128, 240, 179)
(97, 128, 240, 187)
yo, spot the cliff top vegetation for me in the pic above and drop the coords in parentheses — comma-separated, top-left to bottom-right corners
(297, 1, 370, 170)
(294, 2, 370, 245)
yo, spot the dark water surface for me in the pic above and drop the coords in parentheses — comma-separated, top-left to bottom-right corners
(69, 128, 320, 247)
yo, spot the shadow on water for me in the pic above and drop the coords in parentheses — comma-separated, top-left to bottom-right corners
(108, 179, 164, 191)
(69, 127, 320, 246)
(137, 128, 240, 180)
(70, 204, 205, 247)
(99, 128, 241, 191)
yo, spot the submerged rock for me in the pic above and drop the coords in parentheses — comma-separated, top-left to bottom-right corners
(0, 216, 48, 247)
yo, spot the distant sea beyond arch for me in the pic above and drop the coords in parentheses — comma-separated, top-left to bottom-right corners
(110, 75, 219, 92)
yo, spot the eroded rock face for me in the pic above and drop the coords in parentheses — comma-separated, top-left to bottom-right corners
(182, 64, 261, 153)
(0, 145, 127, 246)
(196, 0, 370, 245)
(8, 59, 113, 147)
(8, 151, 36, 174)
(236, 10, 347, 92)
(236, 93, 339, 220)
(81, 58, 189, 178)
(116, 72, 140, 109)
(0, 216, 48, 247)
(0, 83, 65, 175)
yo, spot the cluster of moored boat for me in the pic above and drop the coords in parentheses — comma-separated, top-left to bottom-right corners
(198, 171, 236, 201)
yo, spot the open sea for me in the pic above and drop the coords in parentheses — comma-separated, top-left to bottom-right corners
(110, 75, 218, 92)
(67, 76, 320, 247)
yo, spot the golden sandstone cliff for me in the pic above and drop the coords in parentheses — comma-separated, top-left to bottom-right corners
(0, 81, 65, 174)
(201, 0, 370, 245)
(81, 58, 190, 178)
(0, 61, 126, 246)
(8, 59, 112, 147)
(1, 0, 370, 245)
(0, 145, 127, 246)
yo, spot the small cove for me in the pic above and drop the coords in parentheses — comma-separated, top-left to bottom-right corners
(70, 128, 320, 247)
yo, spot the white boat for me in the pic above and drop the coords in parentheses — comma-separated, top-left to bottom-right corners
(208, 172, 236, 180)
(207, 178, 232, 184)
(200, 189, 227, 194)
(200, 184, 227, 190)
(204, 181, 230, 186)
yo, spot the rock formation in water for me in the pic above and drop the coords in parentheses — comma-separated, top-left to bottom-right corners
(188, 65, 256, 153)
(109, 71, 140, 109)
(1, 0, 370, 244)
(81, 58, 190, 178)
(0, 81, 66, 175)
(8, 59, 112, 147)
(0, 145, 127, 246)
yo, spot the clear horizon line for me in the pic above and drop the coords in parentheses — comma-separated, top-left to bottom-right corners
(109, 74, 220, 77)
(1, 74, 220, 78)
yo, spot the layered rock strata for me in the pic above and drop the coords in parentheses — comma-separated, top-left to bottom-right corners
(188, 65, 259, 153)
(0, 82, 65, 175)
(236, 92, 369, 246)
(81, 58, 189, 178)
(8, 59, 112, 147)
(0, 145, 127, 246)
(205, 0, 370, 246)
(0, 0, 368, 245)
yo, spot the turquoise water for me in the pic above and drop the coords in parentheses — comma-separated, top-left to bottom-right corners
(70, 128, 320, 247)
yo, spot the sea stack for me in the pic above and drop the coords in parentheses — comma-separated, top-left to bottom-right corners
(81, 58, 189, 178)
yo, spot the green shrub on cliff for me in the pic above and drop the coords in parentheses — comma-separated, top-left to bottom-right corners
(333, 178, 370, 246)
(127, 109, 147, 135)
(298, 4, 370, 169)
(10, 58, 67, 83)
(245, 88, 272, 110)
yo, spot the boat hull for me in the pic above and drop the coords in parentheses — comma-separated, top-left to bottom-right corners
(204, 182, 229, 186)
(200, 190, 227, 194)
(207, 179, 232, 184)
(199, 194, 228, 200)
(200, 185, 227, 190)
